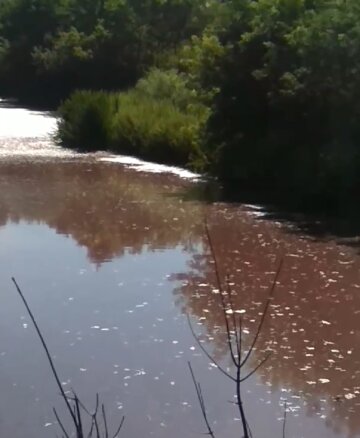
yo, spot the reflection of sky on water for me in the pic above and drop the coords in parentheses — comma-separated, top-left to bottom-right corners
(0, 219, 343, 438)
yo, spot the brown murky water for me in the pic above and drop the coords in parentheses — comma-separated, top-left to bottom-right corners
(1, 103, 360, 438)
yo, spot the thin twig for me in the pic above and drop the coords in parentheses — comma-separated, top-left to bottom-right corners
(53, 408, 70, 438)
(94, 407, 101, 438)
(235, 348, 249, 438)
(283, 401, 288, 438)
(102, 404, 109, 438)
(240, 352, 271, 382)
(237, 315, 243, 366)
(187, 314, 235, 381)
(190, 224, 284, 438)
(240, 259, 283, 368)
(74, 392, 84, 438)
(87, 419, 95, 438)
(204, 221, 223, 296)
(188, 362, 216, 438)
(12, 278, 124, 438)
(112, 416, 125, 438)
(226, 275, 240, 362)
(205, 223, 238, 366)
(12, 278, 78, 427)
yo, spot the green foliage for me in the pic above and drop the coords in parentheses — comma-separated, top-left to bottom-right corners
(116, 68, 208, 167)
(57, 90, 119, 151)
(57, 69, 208, 167)
(113, 93, 204, 166)
(162, 32, 225, 105)
(135, 68, 207, 115)
(3, 0, 360, 201)
(0, 37, 9, 62)
(33, 24, 109, 72)
(0, 0, 216, 100)
(203, 0, 360, 197)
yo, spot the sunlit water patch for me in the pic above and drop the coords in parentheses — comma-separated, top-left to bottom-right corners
(100, 156, 200, 180)
(0, 105, 57, 138)
(0, 137, 78, 159)
(0, 102, 76, 160)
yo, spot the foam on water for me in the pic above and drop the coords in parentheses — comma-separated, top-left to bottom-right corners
(100, 156, 200, 180)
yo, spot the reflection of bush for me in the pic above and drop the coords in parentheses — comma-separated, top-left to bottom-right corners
(172, 209, 360, 438)
(0, 161, 204, 263)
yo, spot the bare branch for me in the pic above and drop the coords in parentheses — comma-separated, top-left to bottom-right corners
(12, 278, 78, 428)
(240, 259, 283, 368)
(74, 392, 84, 438)
(204, 224, 238, 366)
(53, 408, 70, 438)
(189, 225, 285, 438)
(187, 314, 235, 381)
(112, 416, 125, 438)
(188, 362, 216, 438)
(12, 278, 123, 438)
(240, 353, 271, 382)
(102, 404, 109, 438)
(225, 275, 240, 363)
(282, 401, 288, 438)
(204, 221, 223, 295)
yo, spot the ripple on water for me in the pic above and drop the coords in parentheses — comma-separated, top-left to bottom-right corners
(0, 138, 77, 160)
(2, 102, 360, 438)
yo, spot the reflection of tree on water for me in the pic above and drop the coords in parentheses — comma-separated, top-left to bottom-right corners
(0, 161, 205, 263)
(3, 160, 360, 436)
(172, 208, 360, 438)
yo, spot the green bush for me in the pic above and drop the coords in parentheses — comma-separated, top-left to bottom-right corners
(134, 68, 199, 112)
(57, 90, 119, 151)
(56, 69, 209, 168)
(203, 0, 360, 197)
(113, 92, 205, 166)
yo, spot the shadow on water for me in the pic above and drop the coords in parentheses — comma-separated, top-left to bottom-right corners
(173, 179, 360, 250)
(0, 97, 55, 113)
(3, 93, 360, 248)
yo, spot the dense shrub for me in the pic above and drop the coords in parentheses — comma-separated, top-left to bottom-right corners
(202, 0, 360, 198)
(57, 69, 208, 167)
(134, 68, 199, 112)
(113, 93, 205, 166)
(57, 91, 119, 151)
(0, 0, 217, 101)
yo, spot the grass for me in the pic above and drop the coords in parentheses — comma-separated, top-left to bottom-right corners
(112, 92, 205, 166)
(57, 69, 209, 169)
(57, 90, 120, 151)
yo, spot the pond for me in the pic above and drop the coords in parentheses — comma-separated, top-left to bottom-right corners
(1, 101, 360, 438)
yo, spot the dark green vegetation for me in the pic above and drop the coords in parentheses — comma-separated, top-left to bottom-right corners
(0, 0, 214, 103)
(57, 70, 209, 166)
(1, 0, 360, 201)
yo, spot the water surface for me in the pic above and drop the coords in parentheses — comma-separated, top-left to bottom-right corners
(1, 102, 360, 438)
